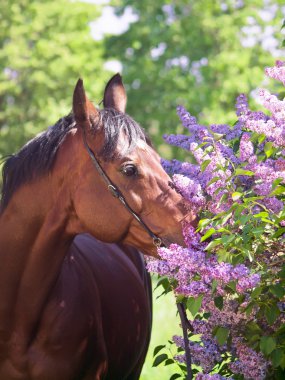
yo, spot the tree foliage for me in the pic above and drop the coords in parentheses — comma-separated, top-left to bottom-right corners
(0, 0, 109, 157)
(106, 0, 285, 157)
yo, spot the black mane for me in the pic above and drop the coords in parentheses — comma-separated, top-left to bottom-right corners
(1, 108, 147, 212)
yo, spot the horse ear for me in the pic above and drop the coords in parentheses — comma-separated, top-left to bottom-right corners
(103, 73, 127, 113)
(73, 79, 98, 127)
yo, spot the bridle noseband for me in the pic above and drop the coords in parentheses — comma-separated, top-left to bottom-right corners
(82, 129, 162, 248)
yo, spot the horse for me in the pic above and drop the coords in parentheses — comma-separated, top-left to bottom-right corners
(0, 74, 196, 379)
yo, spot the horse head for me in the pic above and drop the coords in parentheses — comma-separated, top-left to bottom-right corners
(69, 74, 196, 256)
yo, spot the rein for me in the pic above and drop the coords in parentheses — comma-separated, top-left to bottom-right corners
(82, 128, 162, 248)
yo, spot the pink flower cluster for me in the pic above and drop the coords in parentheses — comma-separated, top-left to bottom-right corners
(149, 60, 285, 379)
(162, 61, 285, 216)
(229, 338, 268, 380)
(146, 225, 260, 297)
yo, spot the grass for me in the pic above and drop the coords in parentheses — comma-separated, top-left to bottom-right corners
(140, 277, 182, 380)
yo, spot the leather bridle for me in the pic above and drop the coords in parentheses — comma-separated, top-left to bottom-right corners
(82, 128, 193, 379)
(82, 129, 162, 248)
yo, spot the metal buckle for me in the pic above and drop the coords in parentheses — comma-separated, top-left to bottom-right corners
(108, 185, 120, 198)
(153, 236, 162, 247)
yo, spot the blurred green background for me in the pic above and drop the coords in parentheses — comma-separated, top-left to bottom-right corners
(1, 0, 284, 159)
(0, 0, 284, 378)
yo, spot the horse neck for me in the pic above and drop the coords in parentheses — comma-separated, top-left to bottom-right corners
(0, 170, 76, 354)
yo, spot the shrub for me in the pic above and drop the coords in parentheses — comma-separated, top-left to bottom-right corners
(148, 60, 285, 379)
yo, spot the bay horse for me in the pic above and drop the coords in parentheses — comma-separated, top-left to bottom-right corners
(0, 74, 196, 379)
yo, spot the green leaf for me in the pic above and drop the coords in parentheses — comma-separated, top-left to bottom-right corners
(271, 349, 285, 367)
(201, 228, 216, 242)
(270, 284, 285, 298)
(235, 168, 255, 176)
(232, 192, 242, 201)
(154, 277, 170, 291)
(260, 336, 276, 355)
(197, 218, 211, 230)
(278, 266, 285, 279)
(226, 281, 237, 292)
(270, 185, 285, 196)
(169, 374, 181, 380)
(221, 212, 232, 225)
(201, 159, 211, 172)
(245, 302, 255, 317)
(215, 326, 229, 345)
(187, 295, 203, 317)
(164, 358, 175, 366)
(207, 176, 220, 186)
(264, 141, 275, 158)
(273, 227, 285, 239)
(152, 353, 168, 367)
(265, 304, 280, 325)
(212, 279, 218, 292)
(205, 238, 222, 251)
(245, 321, 262, 342)
(221, 234, 235, 246)
(252, 226, 264, 236)
(251, 286, 263, 299)
(214, 296, 223, 310)
(253, 211, 269, 218)
(153, 344, 166, 357)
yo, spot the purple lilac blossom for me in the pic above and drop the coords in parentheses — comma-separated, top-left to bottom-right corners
(239, 132, 254, 161)
(150, 60, 285, 379)
(229, 338, 268, 380)
(172, 174, 206, 211)
(147, 225, 261, 298)
(265, 61, 285, 85)
(196, 375, 231, 380)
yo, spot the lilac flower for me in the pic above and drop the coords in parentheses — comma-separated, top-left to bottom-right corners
(196, 375, 231, 380)
(163, 133, 194, 150)
(275, 158, 285, 171)
(239, 132, 254, 161)
(265, 61, 285, 84)
(262, 197, 283, 214)
(176, 280, 210, 297)
(259, 89, 285, 123)
(182, 222, 205, 249)
(236, 273, 260, 293)
(230, 338, 268, 380)
(177, 105, 198, 131)
(236, 93, 249, 117)
(150, 60, 285, 380)
(161, 158, 199, 177)
(210, 124, 230, 135)
(173, 335, 223, 373)
(172, 174, 206, 211)
(145, 258, 170, 276)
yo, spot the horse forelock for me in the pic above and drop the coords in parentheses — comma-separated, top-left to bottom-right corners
(0, 108, 147, 212)
(94, 108, 148, 161)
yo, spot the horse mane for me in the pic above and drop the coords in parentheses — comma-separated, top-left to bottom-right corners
(1, 108, 148, 212)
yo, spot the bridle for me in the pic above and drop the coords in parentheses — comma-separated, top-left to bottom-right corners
(82, 128, 162, 248)
(83, 126, 193, 379)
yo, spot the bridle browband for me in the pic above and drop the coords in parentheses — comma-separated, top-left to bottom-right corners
(82, 128, 162, 248)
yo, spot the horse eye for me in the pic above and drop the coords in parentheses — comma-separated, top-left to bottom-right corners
(121, 164, 138, 177)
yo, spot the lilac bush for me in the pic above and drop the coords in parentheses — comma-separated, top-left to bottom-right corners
(149, 61, 285, 379)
